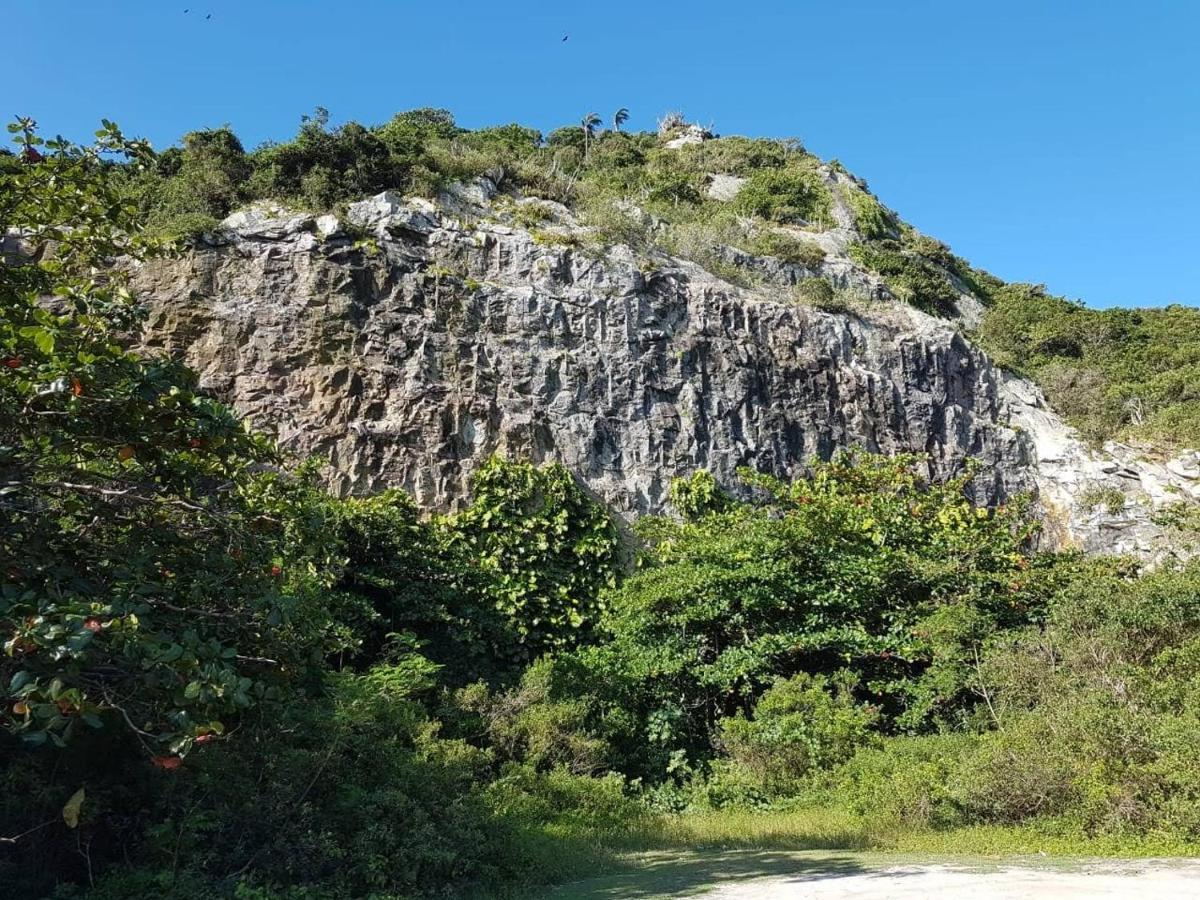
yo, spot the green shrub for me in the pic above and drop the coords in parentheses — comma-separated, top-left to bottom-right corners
(734, 164, 832, 227)
(826, 734, 977, 829)
(672, 136, 793, 175)
(849, 240, 961, 317)
(792, 278, 836, 309)
(718, 673, 878, 800)
(1079, 484, 1127, 515)
(55, 665, 527, 900)
(748, 229, 826, 268)
(668, 470, 732, 519)
(483, 766, 652, 881)
(456, 657, 609, 774)
(503, 198, 554, 229)
(975, 284, 1200, 447)
(845, 185, 895, 240)
(565, 454, 1038, 780)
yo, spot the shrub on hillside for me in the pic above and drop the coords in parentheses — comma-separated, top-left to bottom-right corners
(734, 165, 832, 227)
(849, 239, 961, 317)
(557, 455, 1040, 780)
(748, 229, 827, 268)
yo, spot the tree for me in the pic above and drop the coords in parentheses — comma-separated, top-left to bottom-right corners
(439, 456, 620, 660)
(581, 112, 602, 156)
(563, 454, 1042, 777)
(612, 107, 629, 132)
(0, 119, 339, 759)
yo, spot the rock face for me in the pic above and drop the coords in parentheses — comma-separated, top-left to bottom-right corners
(130, 189, 1197, 560)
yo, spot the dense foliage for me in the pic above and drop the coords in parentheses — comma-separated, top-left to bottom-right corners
(974, 283, 1200, 447)
(6, 114, 1200, 899)
(0, 124, 627, 898)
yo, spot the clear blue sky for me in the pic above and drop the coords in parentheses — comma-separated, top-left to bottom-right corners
(11, 1, 1199, 308)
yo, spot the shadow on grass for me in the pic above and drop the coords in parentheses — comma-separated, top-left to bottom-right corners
(534, 849, 869, 900)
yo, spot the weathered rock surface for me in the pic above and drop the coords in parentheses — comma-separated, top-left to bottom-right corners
(131, 191, 1197, 560)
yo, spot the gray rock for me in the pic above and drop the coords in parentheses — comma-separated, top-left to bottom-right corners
(131, 189, 1198, 562)
(707, 174, 746, 202)
(315, 214, 342, 238)
(347, 191, 440, 236)
(438, 177, 499, 216)
(220, 202, 314, 240)
(665, 124, 714, 149)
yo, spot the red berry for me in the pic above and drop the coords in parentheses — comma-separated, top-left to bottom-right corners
(151, 755, 182, 771)
(3, 357, 21, 369)
(270, 565, 282, 577)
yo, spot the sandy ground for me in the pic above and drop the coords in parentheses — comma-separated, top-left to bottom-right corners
(699, 859, 1200, 899)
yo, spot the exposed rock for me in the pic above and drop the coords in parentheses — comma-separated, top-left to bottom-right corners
(130, 190, 1198, 561)
(1000, 374, 1198, 559)
(438, 176, 499, 216)
(706, 174, 746, 202)
(665, 124, 715, 149)
(347, 191, 439, 237)
(220, 202, 314, 240)
(315, 214, 341, 238)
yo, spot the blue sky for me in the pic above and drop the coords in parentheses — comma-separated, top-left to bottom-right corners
(11, 1, 1199, 308)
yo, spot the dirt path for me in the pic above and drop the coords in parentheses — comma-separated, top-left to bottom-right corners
(539, 851, 1200, 899)
(702, 859, 1200, 899)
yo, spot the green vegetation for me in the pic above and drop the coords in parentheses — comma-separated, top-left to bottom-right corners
(848, 238, 963, 317)
(732, 164, 832, 228)
(843, 181, 896, 240)
(6, 116, 1200, 900)
(975, 284, 1200, 447)
(746, 230, 826, 268)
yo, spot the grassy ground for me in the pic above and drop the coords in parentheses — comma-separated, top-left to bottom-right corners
(524, 807, 1200, 899)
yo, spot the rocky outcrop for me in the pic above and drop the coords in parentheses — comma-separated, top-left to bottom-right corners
(130, 189, 1197, 560)
(1001, 374, 1199, 558)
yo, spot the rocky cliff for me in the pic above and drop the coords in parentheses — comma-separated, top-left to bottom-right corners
(130, 176, 1199, 560)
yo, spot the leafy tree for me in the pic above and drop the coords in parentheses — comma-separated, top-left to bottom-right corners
(440, 456, 621, 660)
(562, 454, 1040, 777)
(248, 116, 397, 209)
(127, 126, 251, 236)
(0, 119, 342, 759)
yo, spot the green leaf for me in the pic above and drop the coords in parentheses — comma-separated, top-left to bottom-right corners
(18, 325, 54, 354)
(9, 671, 33, 693)
(62, 787, 85, 829)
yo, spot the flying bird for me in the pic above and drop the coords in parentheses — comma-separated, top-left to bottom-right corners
(562, 34, 569, 41)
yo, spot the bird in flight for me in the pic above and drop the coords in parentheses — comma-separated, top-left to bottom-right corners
(562, 34, 569, 41)
(206, 12, 212, 18)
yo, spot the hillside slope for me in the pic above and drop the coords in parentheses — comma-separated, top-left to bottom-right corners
(128, 134, 1199, 558)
